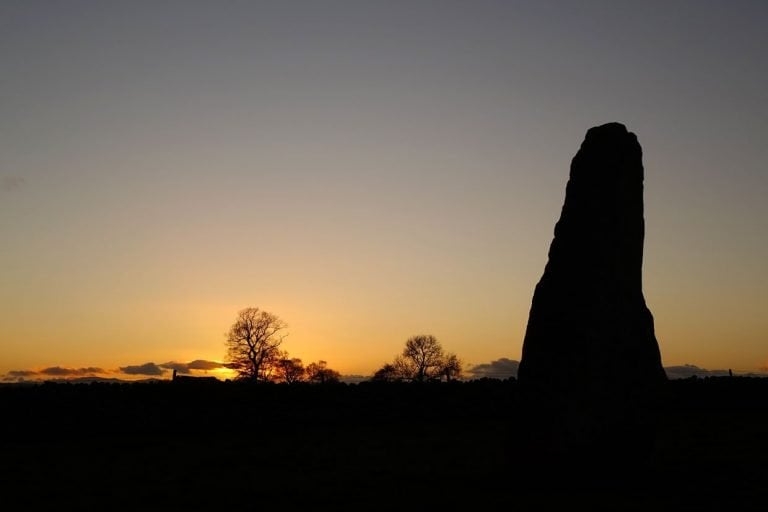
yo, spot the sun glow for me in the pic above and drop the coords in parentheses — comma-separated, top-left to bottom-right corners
(204, 367, 237, 381)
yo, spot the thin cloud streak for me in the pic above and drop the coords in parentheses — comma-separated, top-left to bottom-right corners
(467, 358, 520, 380)
(40, 366, 106, 377)
(186, 359, 224, 371)
(1, 358, 228, 382)
(2, 367, 107, 382)
(160, 360, 225, 374)
(119, 363, 166, 376)
(7, 370, 37, 377)
(463, 359, 757, 381)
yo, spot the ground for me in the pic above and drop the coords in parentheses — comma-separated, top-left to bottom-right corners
(1, 378, 766, 510)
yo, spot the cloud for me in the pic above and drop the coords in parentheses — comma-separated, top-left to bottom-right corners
(7, 370, 38, 377)
(119, 362, 166, 376)
(664, 364, 730, 379)
(159, 360, 225, 374)
(3, 367, 107, 382)
(467, 358, 519, 380)
(40, 366, 106, 377)
(464, 360, 744, 380)
(3, 370, 38, 382)
(1, 175, 25, 192)
(187, 359, 224, 371)
(160, 362, 191, 374)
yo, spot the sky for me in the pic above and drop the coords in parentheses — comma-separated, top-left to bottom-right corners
(1, 1, 767, 381)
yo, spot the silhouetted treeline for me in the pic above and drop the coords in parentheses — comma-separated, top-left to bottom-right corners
(1, 377, 766, 509)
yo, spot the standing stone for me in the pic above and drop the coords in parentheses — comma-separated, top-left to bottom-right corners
(518, 123, 666, 405)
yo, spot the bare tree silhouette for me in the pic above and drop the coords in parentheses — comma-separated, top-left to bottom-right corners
(395, 335, 446, 382)
(225, 308, 287, 382)
(275, 357, 306, 384)
(305, 360, 341, 384)
(440, 353, 463, 382)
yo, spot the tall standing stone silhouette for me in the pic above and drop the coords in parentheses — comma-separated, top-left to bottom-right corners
(518, 123, 666, 404)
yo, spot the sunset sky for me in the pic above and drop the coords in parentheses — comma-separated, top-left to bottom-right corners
(2, 1, 767, 381)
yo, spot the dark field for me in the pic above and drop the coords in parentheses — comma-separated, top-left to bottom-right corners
(2, 378, 767, 510)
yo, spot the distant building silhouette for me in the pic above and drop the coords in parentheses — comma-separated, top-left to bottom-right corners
(172, 368, 218, 384)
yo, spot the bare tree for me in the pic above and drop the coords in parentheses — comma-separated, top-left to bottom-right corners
(305, 360, 341, 384)
(276, 357, 306, 384)
(399, 335, 445, 382)
(225, 307, 287, 382)
(440, 353, 463, 382)
(392, 355, 416, 381)
(377, 336, 461, 383)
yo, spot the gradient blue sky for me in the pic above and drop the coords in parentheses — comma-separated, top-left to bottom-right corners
(2, 1, 767, 379)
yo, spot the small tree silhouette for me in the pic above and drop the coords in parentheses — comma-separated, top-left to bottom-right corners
(392, 335, 452, 382)
(371, 363, 401, 382)
(306, 360, 341, 384)
(275, 357, 306, 384)
(440, 353, 463, 382)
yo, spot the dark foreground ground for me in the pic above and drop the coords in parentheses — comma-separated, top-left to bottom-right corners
(1, 377, 767, 510)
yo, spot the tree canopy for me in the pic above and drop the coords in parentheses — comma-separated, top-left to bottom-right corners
(376, 335, 462, 382)
(225, 308, 287, 382)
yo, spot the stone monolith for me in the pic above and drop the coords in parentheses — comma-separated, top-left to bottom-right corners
(518, 123, 666, 405)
